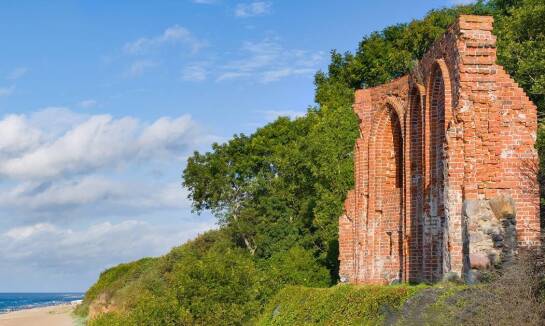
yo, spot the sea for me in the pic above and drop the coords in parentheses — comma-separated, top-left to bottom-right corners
(0, 293, 84, 314)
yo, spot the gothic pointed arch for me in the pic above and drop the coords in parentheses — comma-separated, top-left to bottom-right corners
(368, 102, 405, 283)
(423, 59, 451, 281)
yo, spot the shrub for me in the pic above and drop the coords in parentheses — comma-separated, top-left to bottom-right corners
(87, 312, 129, 326)
(258, 284, 425, 325)
(258, 246, 331, 302)
(75, 257, 158, 316)
(170, 244, 260, 325)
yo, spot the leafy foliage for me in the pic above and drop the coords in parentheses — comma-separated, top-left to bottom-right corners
(183, 1, 489, 284)
(81, 230, 329, 325)
(170, 243, 260, 324)
(258, 246, 331, 302)
(495, 0, 545, 111)
(492, 0, 545, 220)
(82, 0, 545, 324)
(259, 252, 545, 326)
(257, 285, 426, 325)
(75, 257, 158, 316)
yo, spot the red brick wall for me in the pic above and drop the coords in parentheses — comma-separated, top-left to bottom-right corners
(339, 15, 541, 284)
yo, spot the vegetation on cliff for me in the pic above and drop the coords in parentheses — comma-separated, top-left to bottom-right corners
(259, 253, 544, 326)
(78, 0, 545, 324)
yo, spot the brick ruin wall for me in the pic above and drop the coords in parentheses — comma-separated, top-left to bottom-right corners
(338, 15, 541, 284)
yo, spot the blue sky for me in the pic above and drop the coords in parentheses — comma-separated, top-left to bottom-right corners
(0, 0, 467, 292)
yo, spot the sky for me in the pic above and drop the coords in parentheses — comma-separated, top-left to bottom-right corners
(0, 0, 470, 292)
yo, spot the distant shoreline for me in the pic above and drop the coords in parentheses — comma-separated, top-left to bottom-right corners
(0, 299, 82, 315)
(0, 302, 80, 326)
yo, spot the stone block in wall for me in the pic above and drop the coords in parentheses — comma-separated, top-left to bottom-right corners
(462, 195, 517, 281)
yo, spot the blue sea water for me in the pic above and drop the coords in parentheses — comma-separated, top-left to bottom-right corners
(0, 293, 84, 314)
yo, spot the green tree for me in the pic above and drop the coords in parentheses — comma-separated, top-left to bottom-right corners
(494, 0, 545, 112)
(492, 0, 545, 225)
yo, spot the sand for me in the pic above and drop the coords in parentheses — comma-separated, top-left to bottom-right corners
(0, 303, 77, 326)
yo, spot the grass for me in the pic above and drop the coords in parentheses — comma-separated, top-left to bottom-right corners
(257, 284, 428, 325)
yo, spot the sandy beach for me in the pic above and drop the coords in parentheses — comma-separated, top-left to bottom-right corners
(0, 303, 78, 326)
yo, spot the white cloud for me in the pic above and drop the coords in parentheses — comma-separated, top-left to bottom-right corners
(0, 107, 217, 232)
(78, 99, 97, 109)
(181, 62, 208, 81)
(0, 219, 213, 291)
(0, 114, 43, 156)
(7, 67, 28, 80)
(0, 177, 190, 212)
(123, 25, 206, 55)
(261, 68, 315, 83)
(0, 220, 213, 270)
(0, 115, 137, 179)
(0, 109, 207, 180)
(5, 223, 56, 240)
(216, 71, 250, 81)
(217, 37, 324, 83)
(127, 60, 158, 77)
(138, 115, 201, 154)
(235, 1, 272, 17)
(0, 85, 15, 97)
(0, 177, 126, 209)
(29, 107, 89, 138)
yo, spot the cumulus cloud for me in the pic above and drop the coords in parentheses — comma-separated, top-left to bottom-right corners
(0, 219, 213, 273)
(0, 219, 210, 291)
(123, 25, 206, 55)
(0, 177, 125, 209)
(216, 37, 324, 83)
(0, 114, 43, 155)
(0, 110, 205, 180)
(0, 115, 137, 179)
(28, 107, 89, 138)
(235, 1, 272, 17)
(138, 115, 202, 154)
(0, 105, 218, 291)
(0, 177, 191, 212)
(0, 107, 217, 237)
(5, 223, 56, 241)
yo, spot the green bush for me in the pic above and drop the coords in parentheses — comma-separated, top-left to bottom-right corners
(170, 243, 261, 325)
(128, 292, 194, 326)
(258, 285, 426, 325)
(87, 312, 128, 326)
(80, 1, 545, 324)
(75, 257, 158, 316)
(80, 230, 262, 325)
(258, 246, 330, 302)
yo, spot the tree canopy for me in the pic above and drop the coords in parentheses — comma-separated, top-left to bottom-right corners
(82, 0, 545, 324)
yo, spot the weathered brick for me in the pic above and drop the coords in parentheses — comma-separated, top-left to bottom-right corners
(338, 15, 540, 285)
